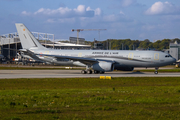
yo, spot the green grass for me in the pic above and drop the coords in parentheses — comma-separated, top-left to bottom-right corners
(0, 77, 180, 120)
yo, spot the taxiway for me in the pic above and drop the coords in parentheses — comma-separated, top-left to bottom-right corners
(0, 70, 180, 79)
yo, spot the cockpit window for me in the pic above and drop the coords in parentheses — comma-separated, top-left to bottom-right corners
(165, 54, 172, 58)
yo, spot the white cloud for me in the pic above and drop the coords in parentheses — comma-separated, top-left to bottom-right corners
(75, 5, 86, 13)
(120, 11, 125, 15)
(22, 5, 101, 18)
(46, 19, 55, 23)
(58, 18, 76, 23)
(21, 11, 31, 15)
(34, 7, 72, 16)
(142, 25, 156, 31)
(145, 1, 180, 15)
(103, 13, 130, 22)
(103, 14, 118, 22)
(108, 0, 137, 8)
(95, 8, 101, 16)
(121, 0, 136, 7)
(86, 7, 92, 11)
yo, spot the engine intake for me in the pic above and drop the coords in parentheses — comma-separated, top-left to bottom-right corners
(92, 62, 114, 72)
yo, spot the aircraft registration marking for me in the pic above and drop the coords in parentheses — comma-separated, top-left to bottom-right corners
(154, 53, 159, 60)
(44, 51, 50, 58)
(128, 53, 134, 60)
(78, 53, 82, 57)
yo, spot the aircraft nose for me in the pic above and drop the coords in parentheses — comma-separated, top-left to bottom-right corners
(172, 58, 176, 63)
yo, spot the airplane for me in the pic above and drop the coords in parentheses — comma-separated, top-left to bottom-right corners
(15, 23, 176, 74)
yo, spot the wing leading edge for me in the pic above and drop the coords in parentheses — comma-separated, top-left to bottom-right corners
(36, 53, 115, 65)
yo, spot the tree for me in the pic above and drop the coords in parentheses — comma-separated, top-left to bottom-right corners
(159, 39, 171, 50)
(139, 39, 151, 49)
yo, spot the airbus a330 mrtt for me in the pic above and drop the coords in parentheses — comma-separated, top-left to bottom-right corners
(15, 23, 176, 74)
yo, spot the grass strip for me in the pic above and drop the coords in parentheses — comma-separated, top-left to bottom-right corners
(0, 77, 180, 120)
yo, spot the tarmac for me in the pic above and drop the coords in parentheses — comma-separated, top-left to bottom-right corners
(0, 70, 180, 79)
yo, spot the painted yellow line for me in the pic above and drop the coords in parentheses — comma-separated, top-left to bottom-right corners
(106, 76, 112, 80)
(100, 76, 105, 79)
(100, 76, 112, 79)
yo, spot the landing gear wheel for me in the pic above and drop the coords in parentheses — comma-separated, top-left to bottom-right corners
(154, 67, 159, 74)
(100, 71, 105, 74)
(94, 70, 100, 74)
(81, 70, 87, 74)
(154, 71, 158, 74)
(87, 70, 92, 74)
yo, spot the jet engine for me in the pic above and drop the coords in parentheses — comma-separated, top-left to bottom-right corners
(92, 62, 114, 72)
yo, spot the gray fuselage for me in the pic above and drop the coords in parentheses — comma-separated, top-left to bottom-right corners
(29, 48, 176, 68)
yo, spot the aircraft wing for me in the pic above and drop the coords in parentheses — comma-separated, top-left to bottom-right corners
(36, 54, 115, 65)
(19, 49, 45, 62)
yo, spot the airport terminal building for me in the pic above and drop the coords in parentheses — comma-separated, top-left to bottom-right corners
(0, 33, 91, 61)
(170, 41, 180, 61)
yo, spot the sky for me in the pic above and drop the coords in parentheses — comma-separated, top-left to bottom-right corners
(1, 0, 180, 42)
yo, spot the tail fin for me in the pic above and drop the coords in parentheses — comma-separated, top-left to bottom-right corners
(15, 23, 46, 49)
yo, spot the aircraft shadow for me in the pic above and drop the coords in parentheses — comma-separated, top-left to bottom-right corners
(106, 71, 145, 74)
(125, 71, 145, 74)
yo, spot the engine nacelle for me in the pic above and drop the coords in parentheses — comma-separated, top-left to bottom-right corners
(92, 62, 114, 72)
(115, 66, 134, 71)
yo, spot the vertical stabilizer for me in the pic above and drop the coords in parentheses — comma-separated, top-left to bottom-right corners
(15, 23, 46, 49)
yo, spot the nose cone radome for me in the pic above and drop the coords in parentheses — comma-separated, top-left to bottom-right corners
(172, 58, 176, 63)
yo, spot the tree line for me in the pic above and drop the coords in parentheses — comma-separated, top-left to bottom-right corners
(91, 38, 180, 50)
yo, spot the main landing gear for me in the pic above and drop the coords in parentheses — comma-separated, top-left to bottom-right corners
(81, 70, 105, 74)
(94, 70, 104, 74)
(154, 67, 159, 74)
(81, 65, 105, 74)
(81, 70, 92, 74)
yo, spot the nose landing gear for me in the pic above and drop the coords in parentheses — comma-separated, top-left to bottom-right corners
(154, 67, 159, 74)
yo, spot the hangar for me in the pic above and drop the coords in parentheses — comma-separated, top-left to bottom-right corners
(0, 32, 91, 61)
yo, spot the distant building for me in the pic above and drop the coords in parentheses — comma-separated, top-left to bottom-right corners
(170, 41, 180, 61)
(94, 43, 103, 49)
(0, 34, 91, 60)
(162, 49, 170, 54)
(0, 35, 21, 60)
(69, 37, 85, 44)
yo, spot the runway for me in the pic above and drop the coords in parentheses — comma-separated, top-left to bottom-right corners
(0, 70, 180, 79)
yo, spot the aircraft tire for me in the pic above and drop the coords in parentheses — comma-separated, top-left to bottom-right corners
(100, 71, 105, 74)
(154, 71, 158, 74)
(87, 70, 92, 74)
(94, 70, 99, 74)
(81, 70, 87, 74)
